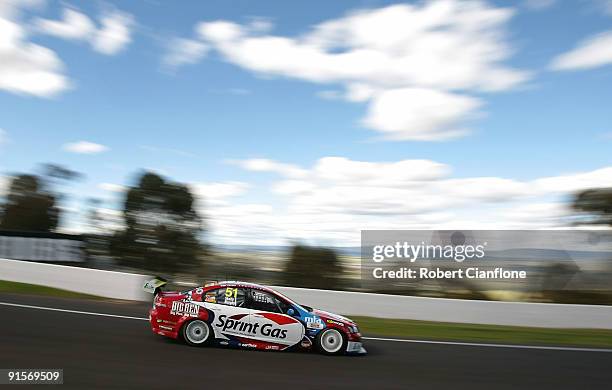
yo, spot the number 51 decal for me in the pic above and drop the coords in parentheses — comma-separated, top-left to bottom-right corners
(225, 287, 238, 298)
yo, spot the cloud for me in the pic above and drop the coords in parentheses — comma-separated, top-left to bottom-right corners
(0, 1, 70, 97)
(34, 8, 134, 55)
(162, 38, 209, 69)
(229, 158, 308, 178)
(550, 31, 612, 70)
(98, 183, 124, 192)
(362, 88, 482, 140)
(92, 10, 133, 55)
(33, 8, 94, 40)
(190, 181, 250, 205)
(182, 1, 528, 141)
(316, 90, 342, 100)
(209, 156, 612, 244)
(63, 141, 109, 154)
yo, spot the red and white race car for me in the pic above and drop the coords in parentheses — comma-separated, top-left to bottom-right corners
(144, 278, 366, 355)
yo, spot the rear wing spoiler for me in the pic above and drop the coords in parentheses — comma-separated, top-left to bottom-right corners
(143, 276, 168, 294)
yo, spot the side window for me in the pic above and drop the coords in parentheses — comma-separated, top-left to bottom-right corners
(249, 289, 284, 313)
(208, 287, 246, 307)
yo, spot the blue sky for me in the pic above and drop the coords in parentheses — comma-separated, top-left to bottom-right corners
(1, 0, 612, 245)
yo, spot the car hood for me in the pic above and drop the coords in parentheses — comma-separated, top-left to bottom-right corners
(311, 308, 356, 326)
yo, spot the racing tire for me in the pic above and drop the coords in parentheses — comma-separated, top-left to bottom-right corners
(182, 320, 211, 346)
(315, 328, 347, 355)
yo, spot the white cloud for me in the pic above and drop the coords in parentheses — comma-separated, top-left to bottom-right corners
(92, 10, 133, 55)
(34, 8, 134, 56)
(0, 1, 69, 97)
(312, 157, 450, 184)
(208, 157, 612, 245)
(98, 183, 124, 192)
(550, 31, 612, 70)
(190, 181, 250, 205)
(196, 3, 525, 91)
(162, 37, 209, 68)
(184, 1, 528, 141)
(34, 8, 94, 41)
(229, 158, 308, 178)
(362, 88, 482, 140)
(316, 90, 342, 100)
(63, 141, 109, 154)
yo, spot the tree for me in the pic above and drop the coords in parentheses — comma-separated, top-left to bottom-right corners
(283, 245, 343, 289)
(572, 188, 612, 226)
(0, 175, 59, 232)
(110, 171, 203, 273)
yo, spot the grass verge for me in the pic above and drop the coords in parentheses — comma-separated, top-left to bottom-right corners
(0, 280, 104, 300)
(350, 315, 612, 349)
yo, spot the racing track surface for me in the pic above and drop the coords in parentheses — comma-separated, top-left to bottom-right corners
(1, 293, 611, 389)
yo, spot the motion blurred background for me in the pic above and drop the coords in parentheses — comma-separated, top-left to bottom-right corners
(1, 0, 612, 304)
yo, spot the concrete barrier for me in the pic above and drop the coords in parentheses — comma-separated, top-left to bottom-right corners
(0, 258, 149, 301)
(2, 258, 611, 328)
(273, 285, 612, 329)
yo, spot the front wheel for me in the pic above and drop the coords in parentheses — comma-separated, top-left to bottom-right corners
(316, 328, 347, 355)
(182, 320, 211, 346)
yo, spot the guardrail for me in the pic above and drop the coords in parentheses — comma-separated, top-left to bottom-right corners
(2, 258, 611, 328)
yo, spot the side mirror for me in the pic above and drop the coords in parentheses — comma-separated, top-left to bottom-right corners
(287, 308, 296, 317)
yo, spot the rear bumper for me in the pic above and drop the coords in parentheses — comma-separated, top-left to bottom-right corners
(149, 308, 179, 339)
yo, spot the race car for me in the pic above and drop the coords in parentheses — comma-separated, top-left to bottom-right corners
(144, 278, 366, 355)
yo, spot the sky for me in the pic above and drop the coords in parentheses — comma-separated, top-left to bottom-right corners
(1, 0, 612, 246)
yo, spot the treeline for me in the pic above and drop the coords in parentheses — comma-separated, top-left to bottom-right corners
(0, 166, 345, 288)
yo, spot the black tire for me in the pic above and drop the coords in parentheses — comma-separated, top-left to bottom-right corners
(315, 328, 347, 355)
(181, 320, 211, 346)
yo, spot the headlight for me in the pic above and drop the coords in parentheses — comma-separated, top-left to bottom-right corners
(349, 325, 359, 333)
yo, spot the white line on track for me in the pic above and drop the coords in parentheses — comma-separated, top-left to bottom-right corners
(2, 301, 611, 353)
(0, 301, 147, 321)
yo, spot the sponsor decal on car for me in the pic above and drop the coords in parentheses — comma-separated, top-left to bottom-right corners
(326, 319, 344, 327)
(305, 317, 324, 330)
(216, 315, 289, 339)
(170, 301, 199, 317)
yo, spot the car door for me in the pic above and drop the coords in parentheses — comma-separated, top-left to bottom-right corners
(245, 289, 305, 349)
(203, 286, 255, 340)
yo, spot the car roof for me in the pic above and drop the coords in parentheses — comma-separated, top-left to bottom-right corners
(201, 281, 296, 304)
(203, 280, 274, 292)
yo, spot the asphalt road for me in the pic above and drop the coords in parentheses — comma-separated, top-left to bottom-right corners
(1, 293, 611, 389)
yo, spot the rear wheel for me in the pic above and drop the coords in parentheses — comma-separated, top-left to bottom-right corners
(182, 320, 211, 346)
(316, 328, 346, 355)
